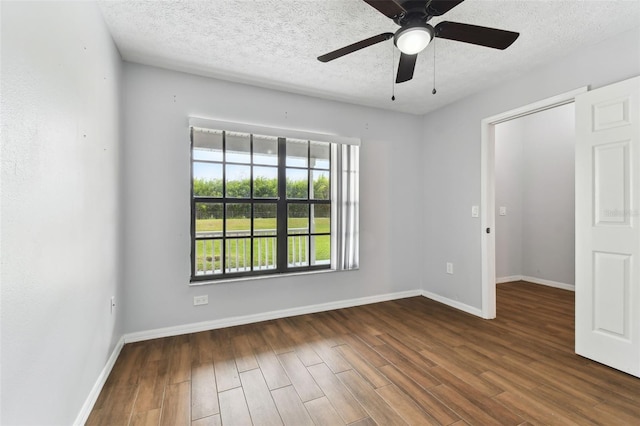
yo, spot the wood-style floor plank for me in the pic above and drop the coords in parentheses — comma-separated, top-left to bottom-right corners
(160, 381, 191, 426)
(218, 387, 251, 426)
(373, 343, 440, 389)
(307, 362, 368, 424)
(169, 336, 192, 385)
(375, 384, 439, 425)
(132, 359, 169, 415)
(190, 362, 218, 421)
(336, 369, 408, 426)
(210, 330, 241, 392)
(428, 366, 523, 424)
(376, 333, 436, 370)
(232, 332, 259, 373)
(308, 339, 351, 374)
(270, 385, 314, 426)
(303, 396, 344, 426)
(334, 344, 389, 388)
(191, 414, 222, 426)
(378, 363, 460, 425)
(239, 368, 283, 426)
(130, 408, 161, 426)
(252, 346, 291, 390)
(277, 351, 324, 402)
(88, 282, 640, 426)
(347, 418, 378, 426)
(87, 383, 137, 426)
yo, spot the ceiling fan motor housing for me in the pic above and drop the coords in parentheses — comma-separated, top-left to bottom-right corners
(394, 21, 434, 55)
(392, 0, 433, 25)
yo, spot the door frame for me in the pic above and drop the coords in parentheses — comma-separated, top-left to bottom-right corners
(480, 86, 588, 319)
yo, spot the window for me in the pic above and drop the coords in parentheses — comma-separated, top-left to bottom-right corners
(190, 122, 357, 282)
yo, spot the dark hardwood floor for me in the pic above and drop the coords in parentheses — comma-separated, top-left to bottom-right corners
(87, 282, 640, 425)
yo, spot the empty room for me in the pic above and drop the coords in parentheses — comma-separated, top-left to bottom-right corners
(2, 1, 640, 425)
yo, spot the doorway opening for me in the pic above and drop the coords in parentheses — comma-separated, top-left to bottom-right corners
(480, 87, 587, 319)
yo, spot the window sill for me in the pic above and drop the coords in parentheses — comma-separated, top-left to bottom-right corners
(189, 267, 356, 286)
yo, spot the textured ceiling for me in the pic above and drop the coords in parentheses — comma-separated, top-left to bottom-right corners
(98, 0, 640, 115)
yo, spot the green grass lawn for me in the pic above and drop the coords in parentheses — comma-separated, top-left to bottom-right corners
(195, 218, 330, 273)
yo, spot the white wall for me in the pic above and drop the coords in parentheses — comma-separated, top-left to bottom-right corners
(122, 63, 424, 334)
(421, 27, 640, 310)
(495, 103, 575, 286)
(1, 2, 123, 425)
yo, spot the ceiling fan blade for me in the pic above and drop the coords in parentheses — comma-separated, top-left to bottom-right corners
(318, 33, 393, 62)
(435, 21, 520, 50)
(427, 0, 465, 16)
(362, 0, 406, 19)
(396, 53, 417, 83)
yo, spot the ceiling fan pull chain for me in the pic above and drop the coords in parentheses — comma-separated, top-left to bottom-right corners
(391, 41, 396, 101)
(432, 39, 437, 95)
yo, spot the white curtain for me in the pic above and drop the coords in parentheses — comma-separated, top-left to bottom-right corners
(333, 144, 359, 270)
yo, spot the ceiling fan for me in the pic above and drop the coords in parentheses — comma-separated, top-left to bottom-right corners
(318, 0, 520, 84)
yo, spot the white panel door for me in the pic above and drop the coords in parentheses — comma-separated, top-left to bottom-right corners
(575, 76, 640, 377)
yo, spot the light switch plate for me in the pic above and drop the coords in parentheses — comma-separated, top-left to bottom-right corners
(499, 206, 507, 216)
(471, 206, 479, 218)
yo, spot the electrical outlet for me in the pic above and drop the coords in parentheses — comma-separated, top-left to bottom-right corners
(499, 206, 507, 216)
(110, 296, 116, 314)
(446, 262, 454, 274)
(194, 295, 208, 306)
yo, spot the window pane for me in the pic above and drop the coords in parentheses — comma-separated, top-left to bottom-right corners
(310, 141, 330, 169)
(253, 237, 277, 270)
(225, 238, 251, 273)
(254, 203, 277, 236)
(286, 139, 308, 167)
(254, 135, 278, 166)
(192, 127, 334, 279)
(226, 203, 251, 236)
(226, 164, 250, 198)
(253, 166, 278, 198)
(311, 204, 330, 233)
(195, 239, 222, 275)
(195, 203, 222, 236)
(311, 235, 330, 265)
(288, 204, 309, 235)
(193, 162, 222, 197)
(286, 168, 308, 199)
(288, 235, 309, 267)
(193, 129, 223, 162)
(226, 132, 251, 163)
(311, 170, 330, 200)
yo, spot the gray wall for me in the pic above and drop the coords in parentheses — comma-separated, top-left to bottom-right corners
(421, 27, 640, 310)
(1, 2, 123, 425)
(495, 103, 575, 286)
(121, 63, 424, 334)
(495, 120, 524, 279)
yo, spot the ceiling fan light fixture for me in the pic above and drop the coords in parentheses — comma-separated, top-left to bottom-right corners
(394, 23, 434, 55)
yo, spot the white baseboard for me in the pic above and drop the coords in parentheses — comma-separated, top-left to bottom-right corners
(124, 289, 422, 343)
(73, 336, 125, 426)
(521, 276, 575, 291)
(497, 275, 575, 291)
(420, 290, 484, 318)
(496, 275, 524, 284)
